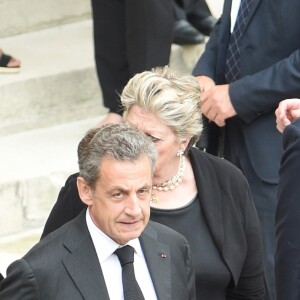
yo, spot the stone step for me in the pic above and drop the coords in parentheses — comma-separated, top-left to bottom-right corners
(0, 0, 91, 38)
(0, 20, 106, 136)
(0, 117, 101, 237)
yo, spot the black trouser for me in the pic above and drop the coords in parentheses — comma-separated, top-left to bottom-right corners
(91, 0, 173, 114)
(173, 0, 212, 21)
(224, 119, 277, 300)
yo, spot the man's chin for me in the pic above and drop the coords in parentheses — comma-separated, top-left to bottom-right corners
(117, 227, 145, 244)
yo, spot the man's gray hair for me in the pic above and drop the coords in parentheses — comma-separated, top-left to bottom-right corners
(78, 123, 157, 189)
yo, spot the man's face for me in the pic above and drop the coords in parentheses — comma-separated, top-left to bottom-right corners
(87, 155, 152, 245)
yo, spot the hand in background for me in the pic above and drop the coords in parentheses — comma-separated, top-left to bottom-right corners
(275, 98, 300, 133)
(201, 84, 237, 127)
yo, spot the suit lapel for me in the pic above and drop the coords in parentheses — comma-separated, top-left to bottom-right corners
(62, 211, 110, 300)
(224, 0, 262, 34)
(140, 225, 172, 300)
(243, 0, 261, 32)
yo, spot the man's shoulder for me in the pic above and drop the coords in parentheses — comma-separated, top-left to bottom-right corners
(145, 220, 188, 244)
(24, 211, 86, 263)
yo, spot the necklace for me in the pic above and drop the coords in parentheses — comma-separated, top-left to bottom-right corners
(151, 153, 185, 204)
(152, 154, 185, 191)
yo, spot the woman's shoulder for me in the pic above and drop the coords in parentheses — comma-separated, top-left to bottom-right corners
(190, 147, 244, 179)
(189, 147, 251, 207)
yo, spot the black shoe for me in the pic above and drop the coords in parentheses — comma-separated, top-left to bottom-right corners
(173, 20, 205, 45)
(189, 15, 217, 36)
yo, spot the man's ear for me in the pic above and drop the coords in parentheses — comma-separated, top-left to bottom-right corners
(77, 176, 93, 206)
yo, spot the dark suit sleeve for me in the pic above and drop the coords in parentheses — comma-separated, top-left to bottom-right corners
(0, 259, 40, 299)
(275, 118, 300, 300)
(41, 173, 86, 239)
(193, 0, 300, 125)
(230, 50, 300, 124)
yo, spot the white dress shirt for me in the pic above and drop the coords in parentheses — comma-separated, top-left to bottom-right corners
(86, 209, 158, 300)
(230, 0, 242, 32)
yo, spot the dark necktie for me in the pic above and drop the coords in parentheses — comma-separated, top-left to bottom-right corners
(115, 245, 145, 300)
(225, 0, 254, 82)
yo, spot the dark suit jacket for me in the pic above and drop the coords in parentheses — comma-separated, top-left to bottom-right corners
(275, 118, 300, 300)
(40, 147, 265, 299)
(193, 0, 300, 183)
(0, 211, 196, 300)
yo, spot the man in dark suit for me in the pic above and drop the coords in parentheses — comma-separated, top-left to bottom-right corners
(275, 98, 300, 300)
(192, 1, 300, 299)
(0, 124, 196, 300)
(92, 0, 174, 125)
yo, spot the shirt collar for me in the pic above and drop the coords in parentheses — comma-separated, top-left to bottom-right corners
(86, 208, 143, 263)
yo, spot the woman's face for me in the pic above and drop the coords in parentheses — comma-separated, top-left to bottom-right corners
(125, 105, 188, 180)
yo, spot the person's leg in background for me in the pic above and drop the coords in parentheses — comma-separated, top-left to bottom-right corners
(91, 0, 174, 125)
(185, 0, 217, 36)
(172, 0, 205, 45)
(246, 170, 277, 300)
(172, 0, 217, 45)
(91, 0, 128, 122)
(125, 0, 174, 73)
(224, 121, 277, 300)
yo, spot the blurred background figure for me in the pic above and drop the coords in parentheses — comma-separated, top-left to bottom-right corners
(172, 0, 217, 45)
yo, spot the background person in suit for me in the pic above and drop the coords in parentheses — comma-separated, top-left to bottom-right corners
(275, 98, 300, 300)
(0, 124, 196, 300)
(193, 1, 300, 298)
(41, 66, 265, 299)
(91, 0, 174, 125)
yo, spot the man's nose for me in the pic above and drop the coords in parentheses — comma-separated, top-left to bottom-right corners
(125, 194, 142, 215)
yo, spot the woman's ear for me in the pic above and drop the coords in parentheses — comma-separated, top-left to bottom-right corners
(180, 137, 191, 152)
(77, 176, 93, 206)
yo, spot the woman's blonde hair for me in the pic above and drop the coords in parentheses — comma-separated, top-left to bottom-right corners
(121, 66, 203, 151)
